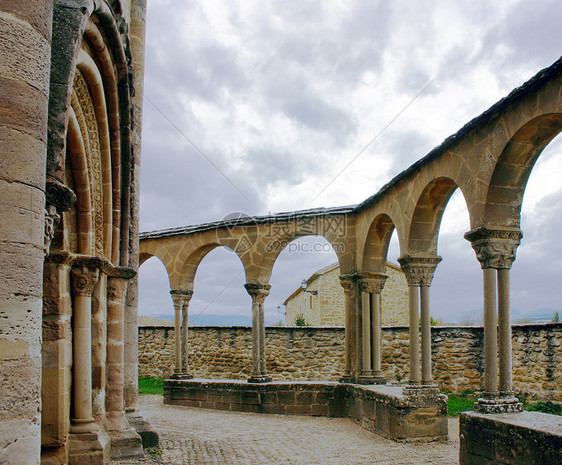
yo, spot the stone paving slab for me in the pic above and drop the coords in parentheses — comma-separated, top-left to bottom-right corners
(112, 395, 460, 464)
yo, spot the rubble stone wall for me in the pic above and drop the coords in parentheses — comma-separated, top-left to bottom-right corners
(139, 323, 561, 401)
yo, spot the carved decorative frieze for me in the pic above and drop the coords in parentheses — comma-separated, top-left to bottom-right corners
(464, 227, 523, 269)
(71, 266, 100, 296)
(398, 255, 442, 287)
(357, 272, 388, 294)
(72, 71, 104, 256)
(244, 283, 271, 304)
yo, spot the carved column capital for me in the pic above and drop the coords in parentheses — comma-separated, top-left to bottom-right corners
(464, 226, 523, 269)
(398, 254, 442, 287)
(244, 282, 271, 304)
(107, 277, 129, 303)
(170, 289, 194, 309)
(339, 273, 358, 297)
(357, 272, 388, 294)
(71, 266, 100, 296)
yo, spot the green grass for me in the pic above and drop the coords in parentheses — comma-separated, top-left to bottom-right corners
(138, 377, 163, 395)
(524, 400, 562, 415)
(446, 391, 562, 417)
(447, 392, 476, 417)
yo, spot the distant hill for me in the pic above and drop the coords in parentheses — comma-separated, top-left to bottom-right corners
(141, 313, 256, 326)
(138, 316, 174, 326)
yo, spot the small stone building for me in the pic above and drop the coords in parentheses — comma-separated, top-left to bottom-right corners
(284, 262, 408, 326)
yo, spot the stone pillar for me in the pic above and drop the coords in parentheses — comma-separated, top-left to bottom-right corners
(340, 274, 359, 382)
(106, 277, 132, 428)
(170, 289, 193, 379)
(358, 272, 388, 384)
(398, 254, 441, 386)
(465, 226, 523, 413)
(106, 275, 142, 458)
(0, 1, 53, 463)
(125, 0, 158, 447)
(245, 283, 272, 383)
(69, 266, 100, 434)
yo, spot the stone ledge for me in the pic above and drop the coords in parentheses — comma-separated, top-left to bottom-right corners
(460, 411, 562, 465)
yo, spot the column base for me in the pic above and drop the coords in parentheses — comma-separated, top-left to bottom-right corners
(339, 373, 352, 383)
(105, 412, 131, 432)
(70, 417, 99, 434)
(357, 372, 387, 385)
(474, 395, 523, 414)
(127, 410, 159, 448)
(109, 428, 143, 460)
(247, 375, 272, 383)
(171, 371, 193, 380)
(68, 429, 110, 465)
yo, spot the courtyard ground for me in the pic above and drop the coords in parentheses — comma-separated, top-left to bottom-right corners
(112, 394, 460, 465)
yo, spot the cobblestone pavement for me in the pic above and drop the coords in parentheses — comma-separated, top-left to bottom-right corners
(112, 395, 460, 465)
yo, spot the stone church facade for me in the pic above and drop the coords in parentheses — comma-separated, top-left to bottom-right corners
(284, 262, 409, 326)
(0, 1, 152, 463)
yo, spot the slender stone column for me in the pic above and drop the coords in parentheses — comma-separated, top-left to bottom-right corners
(497, 268, 512, 395)
(482, 268, 499, 395)
(181, 290, 194, 378)
(245, 283, 271, 383)
(170, 290, 183, 376)
(358, 273, 388, 384)
(420, 285, 432, 384)
(398, 254, 441, 386)
(465, 226, 523, 413)
(361, 292, 372, 377)
(70, 266, 100, 433)
(408, 286, 421, 385)
(371, 293, 382, 375)
(169, 289, 193, 379)
(339, 274, 358, 381)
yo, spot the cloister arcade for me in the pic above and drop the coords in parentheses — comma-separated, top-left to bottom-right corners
(141, 56, 562, 420)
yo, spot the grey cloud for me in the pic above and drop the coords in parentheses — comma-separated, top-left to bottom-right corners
(386, 129, 434, 174)
(479, 0, 562, 78)
(244, 147, 308, 186)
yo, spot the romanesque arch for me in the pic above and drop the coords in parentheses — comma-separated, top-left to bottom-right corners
(484, 114, 562, 227)
(40, 2, 147, 462)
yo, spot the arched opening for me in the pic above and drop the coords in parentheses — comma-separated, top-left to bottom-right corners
(189, 246, 249, 326)
(510, 132, 562, 323)
(408, 177, 458, 254)
(430, 188, 477, 324)
(484, 113, 562, 226)
(138, 255, 173, 322)
(269, 236, 341, 327)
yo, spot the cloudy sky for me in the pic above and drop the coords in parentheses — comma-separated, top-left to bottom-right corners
(138, 0, 562, 325)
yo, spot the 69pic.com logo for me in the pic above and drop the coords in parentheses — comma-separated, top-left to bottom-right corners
(217, 211, 259, 254)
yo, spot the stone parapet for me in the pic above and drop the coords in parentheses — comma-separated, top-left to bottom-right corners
(164, 380, 447, 442)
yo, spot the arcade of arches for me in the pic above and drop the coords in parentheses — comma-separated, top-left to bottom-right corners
(141, 56, 562, 403)
(0, 0, 561, 462)
(140, 58, 562, 461)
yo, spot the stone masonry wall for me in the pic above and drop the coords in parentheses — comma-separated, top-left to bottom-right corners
(139, 323, 561, 401)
